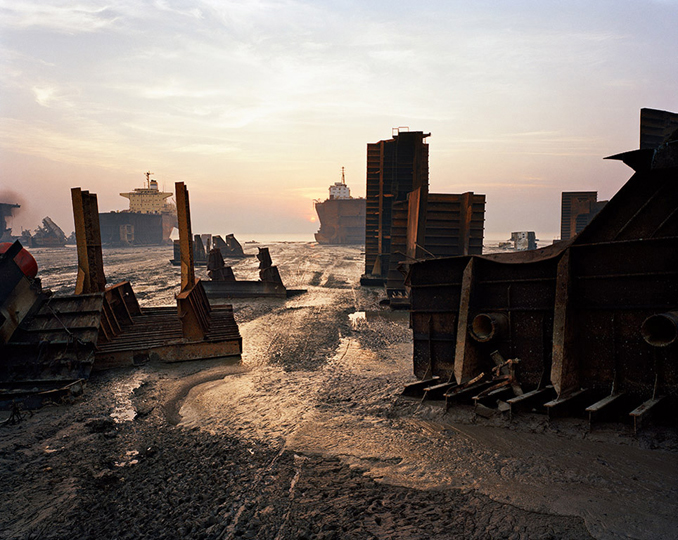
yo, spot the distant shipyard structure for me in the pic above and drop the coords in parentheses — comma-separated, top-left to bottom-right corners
(28, 217, 67, 247)
(509, 231, 537, 250)
(560, 192, 607, 241)
(99, 172, 178, 246)
(364, 129, 430, 280)
(1, 202, 69, 247)
(361, 128, 485, 302)
(314, 167, 366, 244)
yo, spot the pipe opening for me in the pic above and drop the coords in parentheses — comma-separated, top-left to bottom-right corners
(641, 312, 678, 347)
(470, 313, 508, 343)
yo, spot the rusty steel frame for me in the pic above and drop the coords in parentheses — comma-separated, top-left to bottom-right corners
(72, 188, 106, 294)
(363, 131, 430, 282)
(406, 152, 678, 426)
(79, 182, 240, 365)
(386, 190, 486, 304)
(175, 181, 195, 293)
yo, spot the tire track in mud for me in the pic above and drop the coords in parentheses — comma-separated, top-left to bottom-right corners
(174, 244, 598, 539)
(243, 298, 353, 372)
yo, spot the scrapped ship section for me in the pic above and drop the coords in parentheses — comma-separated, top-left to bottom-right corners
(314, 168, 366, 244)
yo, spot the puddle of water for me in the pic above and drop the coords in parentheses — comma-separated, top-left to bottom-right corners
(110, 373, 148, 423)
(349, 311, 367, 330)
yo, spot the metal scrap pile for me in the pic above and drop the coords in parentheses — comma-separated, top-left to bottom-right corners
(0, 184, 243, 411)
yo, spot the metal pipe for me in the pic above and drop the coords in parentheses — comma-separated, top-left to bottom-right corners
(470, 313, 509, 343)
(641, 311, 678, 347)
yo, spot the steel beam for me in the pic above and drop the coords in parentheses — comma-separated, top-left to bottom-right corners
(551, 249, 578, 397)
(175, 181, 195, 293)
(454, 258, 479, 384)
(71, 188, 106, 294)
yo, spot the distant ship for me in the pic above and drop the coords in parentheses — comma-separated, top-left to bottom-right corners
(314, 168, 366, 244)
(26, 217, 68, 247)
(99, 172, 178, 246)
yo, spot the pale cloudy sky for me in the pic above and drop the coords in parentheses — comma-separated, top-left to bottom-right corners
(1, 0, 677, 240)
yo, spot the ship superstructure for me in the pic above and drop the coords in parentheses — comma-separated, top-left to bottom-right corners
(120, 172, 176, 215)
(99, 172, 178, 246)
(314, 168, 366, 244)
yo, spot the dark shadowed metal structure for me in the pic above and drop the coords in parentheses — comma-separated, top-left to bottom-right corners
(386, 189, 485, 304)
(363, 129, 430, 284)
(405, 139, 678, 429)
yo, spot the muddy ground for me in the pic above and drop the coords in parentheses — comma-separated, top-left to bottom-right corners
(1, 242, 676, 540)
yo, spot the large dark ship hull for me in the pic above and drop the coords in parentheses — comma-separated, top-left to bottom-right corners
(99, 212, 174, 246)
(314, 198, 366, 244)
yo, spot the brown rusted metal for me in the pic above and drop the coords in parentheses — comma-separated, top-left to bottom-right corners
(1, 290, 102, 407)
(550, 249, 577, 396)
(405, 187, 427, 261)
(176, 279, 211, 341)
(95, 305, 241, 369)
(2, 186, 243, 406)
(175, 181, 195, 292)
(0, 241, 41, 344)
(207, 248, 235, 281)
(72, 187, 106, 294)
(173, 181, 213, 339)
(362, 129, 487, 290)
(469, 313, 509, 343)
(640, 108, 678, 150)
(385, 191, 486, 302)
(1, 240, 100, 408)
(194, 235, 207, 265)
(405, 128, 678, 426)
(202, 246, 297, 299)
(363, 130, 430, 283)
(258, 247, 283, 284)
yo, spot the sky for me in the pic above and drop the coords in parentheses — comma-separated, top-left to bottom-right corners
(1, 0, 677, 241)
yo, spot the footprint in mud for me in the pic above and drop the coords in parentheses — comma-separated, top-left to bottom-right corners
(308, 271, 323, 286)
(323, 276, 349, 288)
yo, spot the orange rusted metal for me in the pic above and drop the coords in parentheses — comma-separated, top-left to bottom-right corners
(72, 187, 106, 294)
(175, 181, 195, 293)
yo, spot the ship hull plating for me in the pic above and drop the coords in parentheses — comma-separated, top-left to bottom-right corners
(99, 212, 175, 246)
(314, 198, 366, 244)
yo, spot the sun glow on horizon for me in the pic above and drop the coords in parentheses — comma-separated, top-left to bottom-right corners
(0, 1, 676, 240)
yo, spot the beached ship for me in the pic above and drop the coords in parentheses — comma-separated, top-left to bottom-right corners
(314, 168, 366, 244)
(99, 172, 178, 246)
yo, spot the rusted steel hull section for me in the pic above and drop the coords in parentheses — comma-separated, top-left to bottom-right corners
(204, 246, 303, 299)
(95, 306, 242, 369)
(83, 183, 243, 366)
(360, 129, 486, 291)
(406, 160, 678, 425)
(90, 182, 243, 367)
(72, 188, 106, 295)
(386, 191, 486, 304)
(2, 240, 100, 409)
(0, 183, 244, 407)
(1, 290, 102, 409)
(203, 281, 287, 299)
(363, 131, 430, 284)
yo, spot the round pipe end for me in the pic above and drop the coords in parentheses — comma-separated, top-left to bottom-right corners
(470, 313, 508, 343)
(641, 311, 678, 347)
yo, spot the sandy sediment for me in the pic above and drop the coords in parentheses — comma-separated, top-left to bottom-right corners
(0, 243, 675, 539)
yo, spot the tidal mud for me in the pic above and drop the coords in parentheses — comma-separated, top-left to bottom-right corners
(1, 242, 675, 539)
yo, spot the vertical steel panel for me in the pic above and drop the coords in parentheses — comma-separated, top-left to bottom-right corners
(71, 188, 106, 294)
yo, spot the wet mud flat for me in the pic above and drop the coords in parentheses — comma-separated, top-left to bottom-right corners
(1, 243, 676, 540)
